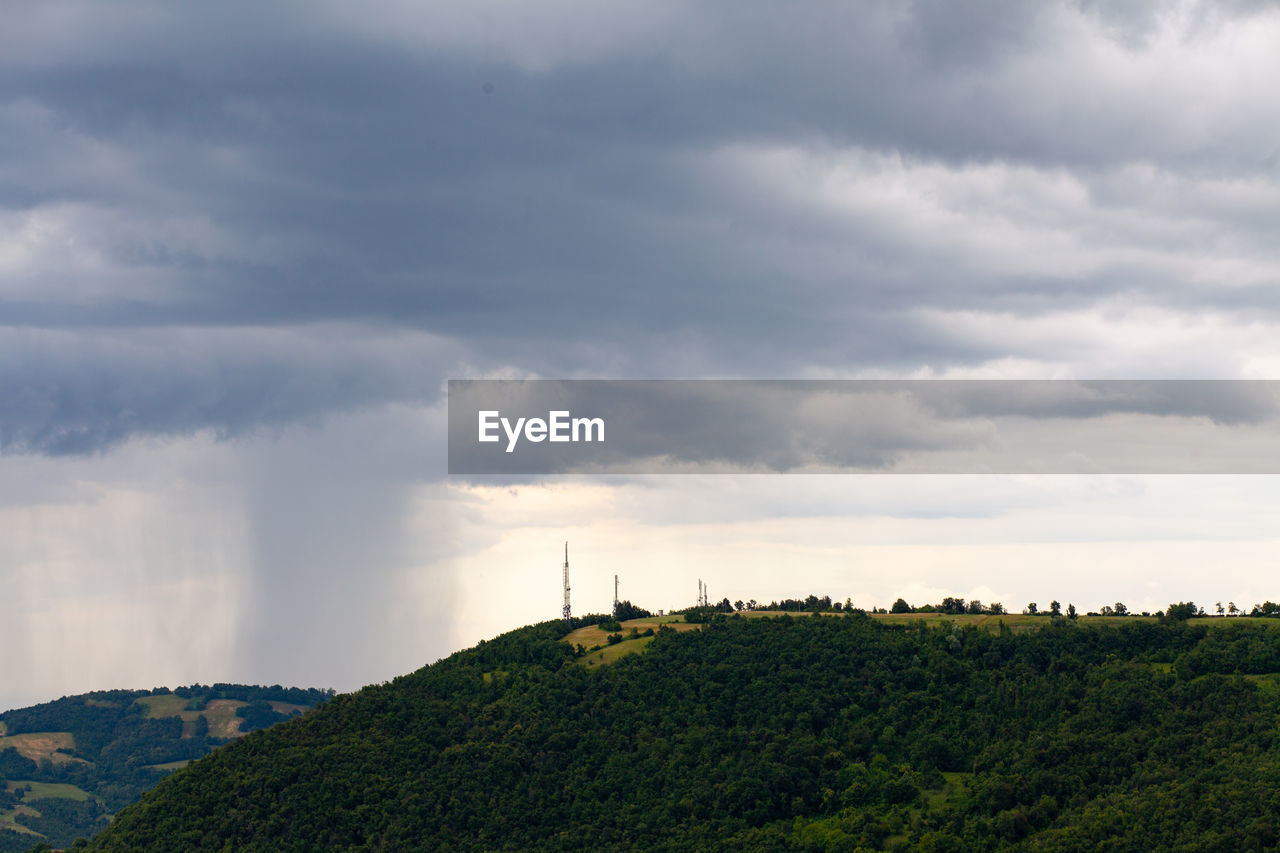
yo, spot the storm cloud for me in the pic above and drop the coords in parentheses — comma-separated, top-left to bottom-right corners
(448, 380, 1280, 474)
(5, 2, 1280, 454)
(6, 0, 1280, 707)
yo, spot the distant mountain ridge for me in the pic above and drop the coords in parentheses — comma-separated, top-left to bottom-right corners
(0, 684, 332, 851)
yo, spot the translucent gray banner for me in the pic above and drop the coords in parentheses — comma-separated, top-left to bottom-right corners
(447, 380, 1280, 474)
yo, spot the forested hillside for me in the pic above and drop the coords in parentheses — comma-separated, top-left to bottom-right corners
(78, 614, 1280, 851)
(0, 685, 331, 852)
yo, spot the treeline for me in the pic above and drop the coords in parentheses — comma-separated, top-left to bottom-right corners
(170, 684, 334, 706)
(680, 594, 856, 615)
(611, 600, 651, 621)
(727, 593, 1280, 620)
(80, 614, 1280, 851)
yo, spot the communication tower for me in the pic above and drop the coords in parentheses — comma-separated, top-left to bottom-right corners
(562, 541, 571, 624)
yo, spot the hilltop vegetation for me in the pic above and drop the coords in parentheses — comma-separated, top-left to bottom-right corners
(76, 612, 1280, 851)
(0, 685, 331, 852)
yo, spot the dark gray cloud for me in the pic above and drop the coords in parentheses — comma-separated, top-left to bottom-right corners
(18, 1, 1280, 709)
(0, 326, 453, 454)
(3, 1, 1280, 453)
(448, 380, 1280, 474)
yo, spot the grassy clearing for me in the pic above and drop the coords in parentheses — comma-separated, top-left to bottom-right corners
(873, 612, 1046, 630)
(0, 804, 43, 836)
(0, 732, 82, 765)
(750, 611, 1171, 633)
(143, 759, 193, 773)
(134, 695, 247, 738)
(0, 781, 94, 840)
(876, 772, 973, 848)
(579, 635, 656, 667)
(135, 695, 188, 718)
(268, 701, 308, 716)
(5, 780, 91, 802)
(563, 611, 1186, 648)
(564, 616, 697, 649)
(562, 611, 1280, 657)
(739, 610, 848, 618)
(1188, 616, 1280, 629)
(742, 610, 1063, 633)
(202, 700, 248, 739)
(0, 721, 6, 735)
(1244, 673, 1280, 695)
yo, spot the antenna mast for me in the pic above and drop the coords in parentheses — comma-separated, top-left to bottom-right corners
(613, 574, 620, 618)
(562, 542, 572, 624)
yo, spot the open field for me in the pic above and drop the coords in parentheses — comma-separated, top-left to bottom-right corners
(564, 611, 1160, 645)
(561, 610, 1280, 668)
(631, 611, 1279, 630)
(143, 759, 192, 773)
(867, 612, 1108, 632)
(134, 694, 248, 738)
(268, 701, 308, 716)
(0, 781, 95, 840)
(0, 803, 42, 836)
(1187, 616, 1280, 629)
(134, 694, 188, 718)
(1244, 673, 1280, 695)
(580, 635, 656, 667)
(564, 615, 697, 649)
(203, 700, 249, 738)
(0, 732, 84, 765)
(565, 611, 1280, 652)
(5, 780, 91, 802)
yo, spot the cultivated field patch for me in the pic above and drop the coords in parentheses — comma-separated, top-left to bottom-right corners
(579, 635, 656, 667)
(202, 700, 249, 739)
(0, 803, 42, 836)
(142, 759, 192, 773)
(565, 616, 697, 649)
(5, 780, 91, 802)
(134, 695, 248, 738)
(0, 732, 83, 765)
(134, 694, 188, 719)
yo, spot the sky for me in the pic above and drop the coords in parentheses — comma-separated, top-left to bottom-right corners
(5, 0, 1280, 710)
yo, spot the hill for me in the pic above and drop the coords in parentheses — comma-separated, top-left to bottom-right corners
(0, 684, 332, 852)
(72, 613, 1280, 851)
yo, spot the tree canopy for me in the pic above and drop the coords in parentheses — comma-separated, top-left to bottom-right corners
(74, 614, 1280, 851)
